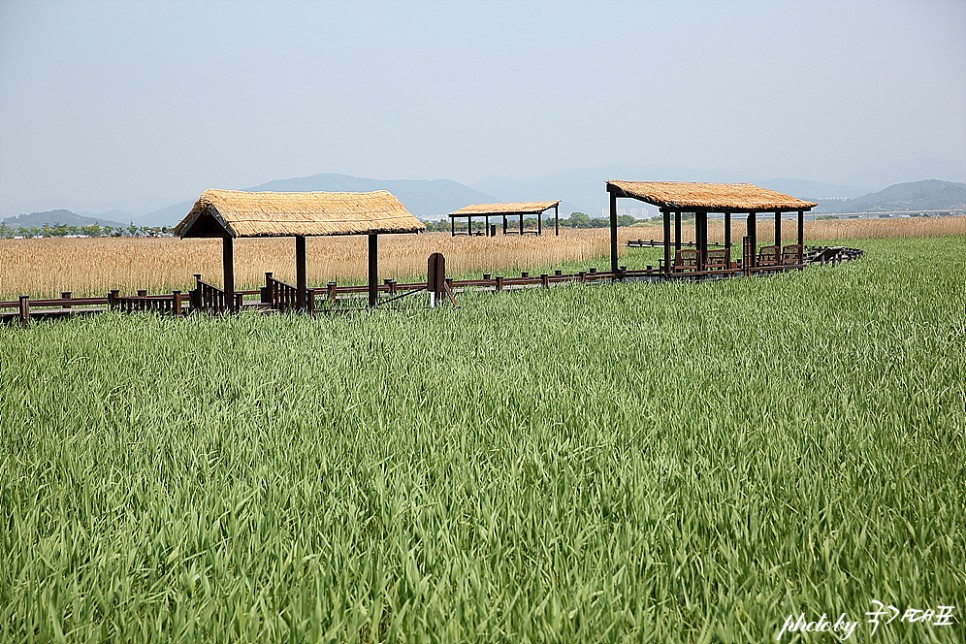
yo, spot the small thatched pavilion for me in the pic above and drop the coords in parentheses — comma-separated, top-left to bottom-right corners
(606, 181, 817, 274)
(448, 201, 561, 236)
(174, 189, 425, 310)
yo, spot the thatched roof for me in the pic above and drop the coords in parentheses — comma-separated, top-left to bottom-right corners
(607, 181, 816, 212)
(448, 201, 560, 217)
(175, 189, 425, 238)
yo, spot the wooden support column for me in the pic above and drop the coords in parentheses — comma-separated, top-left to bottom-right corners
(724, 211, 732, 252)
(519, 213, 524, 235)
(797, 210, 804, 246)
(468, 216, 473, 236)
(537, 211, 542, 235)
(485, 215, 490, 236)
(368, 233, 378, 308)
(609, 189, 619, 273)
(698, 211, 708, 270)
(503, 215, 508, 235)
(747, 212, 757, 268)
(662, 208, 671, 275)
(774, 210, 782, 247)
(674, 210, 682, 250)
(450, 216, 455, 236)
(554, 204, 559, 236)
(295, 235, 307, 311)
(222, 236, 235, 313)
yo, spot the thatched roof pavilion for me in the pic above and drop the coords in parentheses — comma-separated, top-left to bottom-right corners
(606, 181, 817, 274)
(447, 200, 561, 237)
(175, 189, 424, 310)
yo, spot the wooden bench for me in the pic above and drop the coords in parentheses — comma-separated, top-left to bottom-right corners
(781, 244, 803, 266)
(757, 245, 780, 267)
(705, 248, 732, 271)
(673, 249, 699, 273)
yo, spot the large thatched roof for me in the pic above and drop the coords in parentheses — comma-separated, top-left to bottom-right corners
(175, 189, 425, 238)
(607, 181, 816, 212)
(448, 201, 560, 217)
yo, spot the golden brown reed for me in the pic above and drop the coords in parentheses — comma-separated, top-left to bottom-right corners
(0, 230, 610, 299)
(2, 217, 962, 299)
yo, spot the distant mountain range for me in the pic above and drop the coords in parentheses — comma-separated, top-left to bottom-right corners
(813, 180, 966, 213)
(1, 209, 127, 229)
(3, 166, 964, 230)
(132, 173, 498, 227)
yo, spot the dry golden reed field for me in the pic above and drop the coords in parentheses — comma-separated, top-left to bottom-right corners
(1, 216, 963, 298)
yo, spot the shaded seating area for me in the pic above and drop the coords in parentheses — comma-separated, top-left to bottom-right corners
(448, 201, 561, 236)
(174, 189, 425, 311)
(605, 181, 816, 276)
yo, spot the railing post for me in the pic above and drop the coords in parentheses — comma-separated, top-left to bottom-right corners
(495, 276, 504, 292)
(578, 271, 586, 283)
(137, 289, 147, 312)
(541, 274, 549, 288)
(18, 295, 29, 327)
(235, 293, 244, 312)
(307, 288, 316, 315)
(61, 291, 72, 310)
(173, 290, 182, 317)
(109, 289, 120, 310)
(328, 281, 337, 304)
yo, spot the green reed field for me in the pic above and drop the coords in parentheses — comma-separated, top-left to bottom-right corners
(1, 236, 963, 642)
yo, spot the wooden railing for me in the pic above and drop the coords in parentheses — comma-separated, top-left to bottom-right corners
(189, 274, 231, 314)
(4, 246, 840, 326)
(261, 272, 315, 313)
(109, 289, 184, 315)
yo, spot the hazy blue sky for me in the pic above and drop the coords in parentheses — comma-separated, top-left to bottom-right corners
(1, 0, 963, 208)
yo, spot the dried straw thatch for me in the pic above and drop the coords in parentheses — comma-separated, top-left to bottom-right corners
(607, 181, 816, 212)
(448, 201, 560, 217)
(175, 189, 426, 238)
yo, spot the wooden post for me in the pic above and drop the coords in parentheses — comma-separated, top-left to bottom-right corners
(468, 216, 473, 236)
(18, 295, 29, 327)
(222, 236, 235, 313)
(748, 213, 757, 268)
(554, 204, 559, 236)
(519, 213, 524, 235)
(699, 211, 709, 270)
(328, 281, 337, 304)
(450, 216, 455, 237)
(503, 215, 507, 235)
(173, 290, 182, 317)
(609, 189, 619, 273)
(368, 233, 378, 308)
(774, 210, 782, 247)
(426, 254, 444, 304)
(306, 289, 316, 315)
(674, 210, 682, 251)
(797, 210, 804, 247)
(663, 209, 671, 275)
(61, 291, 72, 310)
(537, 210, 542, 235)
(724, 211, 731, 253)
(295, 235, 307, 312)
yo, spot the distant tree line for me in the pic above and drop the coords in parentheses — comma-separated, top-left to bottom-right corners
(421, 212, 642, 233)
(0, 223, 174, 239)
